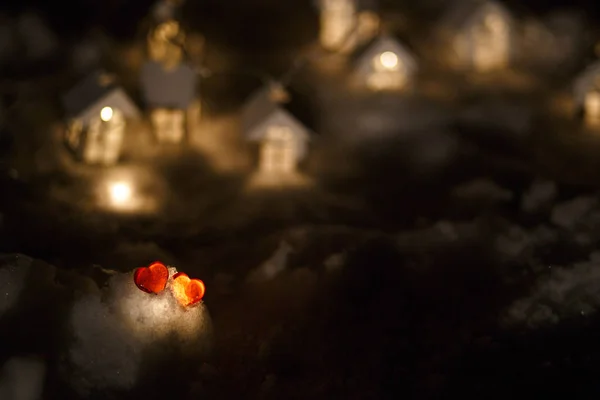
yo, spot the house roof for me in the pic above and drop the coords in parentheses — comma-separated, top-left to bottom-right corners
(62, 70, 140, 124)
(241, 84, 313, 142)
(352, 34, 418, 74)
(140, 61, 197, 109)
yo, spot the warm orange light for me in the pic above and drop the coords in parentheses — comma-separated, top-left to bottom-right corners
(171, 272, 205, 307)
(133, 262, 169, 294)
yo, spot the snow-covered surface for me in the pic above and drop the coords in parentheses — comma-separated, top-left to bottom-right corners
(452, 178, 513, 203)
(0, 357, 46, 400)
(504, 258, 600, 328)
(550, 196, 597, 230)
(521, 178, 557, 213)
(67, 267, 212, 395)
(0, 255, 31, 316)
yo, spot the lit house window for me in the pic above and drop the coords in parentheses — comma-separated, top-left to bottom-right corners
(151, 109, 185, 143)
(260, 126, 297, 173)
(375, 51, 400, 71)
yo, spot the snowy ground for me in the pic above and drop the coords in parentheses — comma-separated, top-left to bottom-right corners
(2, 2, 600, 400)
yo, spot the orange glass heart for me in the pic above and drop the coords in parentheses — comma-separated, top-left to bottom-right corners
(133, 262, 169, 294)
(171, 272, 205, 307)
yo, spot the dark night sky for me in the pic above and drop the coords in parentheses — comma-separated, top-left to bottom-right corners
(0, 0, 599, 39)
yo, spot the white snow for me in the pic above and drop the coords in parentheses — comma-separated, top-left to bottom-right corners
(494, 224, 532, 260)
(246, 241, 293, 282)
(0, 357, 46, 400)
(460, 100, 532, 137)
(0, 255, 33, 316)
(396, 219, 480, 250)
(521, 178, 557, 213)
(452, 178, 514, 203)
(66, 267, 212, 395)
(503, 258, 600, 328)
(550, 196, 597, 230)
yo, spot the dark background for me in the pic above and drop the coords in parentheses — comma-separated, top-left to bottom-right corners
(1, 0, 599, 39)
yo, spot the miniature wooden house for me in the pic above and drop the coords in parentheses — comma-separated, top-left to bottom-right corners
(353, 35, 418, 91)
(441, 0, 515, 72)
(140, 61, 197, 143)
(62, 72, 139, 165)
(242, 87, 311, 174)
(573, 61, 600, 125)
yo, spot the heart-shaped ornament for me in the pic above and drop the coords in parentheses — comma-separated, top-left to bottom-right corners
(171, 272, 205, 307)
(133, 262, 169, 294)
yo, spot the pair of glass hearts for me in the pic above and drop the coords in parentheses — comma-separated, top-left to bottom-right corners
(133, 262, 205, 307)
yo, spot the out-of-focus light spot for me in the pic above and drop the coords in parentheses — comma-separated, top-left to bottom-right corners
(100, 107, 113, 122)
(109, 182, 132, 206)
(379, 51, 398, 70)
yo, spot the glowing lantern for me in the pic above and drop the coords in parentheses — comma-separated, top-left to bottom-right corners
(109, 182, 132, 207)
(379, 51, 399, 70)
(171, 272, 205, 307)
(133, 262, 169, 294)
(100, 106, 113, 122)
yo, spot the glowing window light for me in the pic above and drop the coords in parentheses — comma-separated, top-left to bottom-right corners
(109, 182, 132, 206)
(379, 51, 398, 70)
(100, 106, 113, 122)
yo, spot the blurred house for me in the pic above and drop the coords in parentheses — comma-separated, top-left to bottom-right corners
(16, 12, 58, 62)
(314, 0, 380, 53)
(573, 61, 600, 125)
(62, 71, 140, 165)
(140, 61, 197, 143)
(518, 11, 589, 74)
(352, 35, 418, 91)
(438, 0, 515, 72)
(242, 85, 312, 174)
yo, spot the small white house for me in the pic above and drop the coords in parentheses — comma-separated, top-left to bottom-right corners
(574, 61, 600, 125)
(62, 72, 140, 165)
(353, 35, 418, 91)
(241, 86, 312, 174)
(440, 0, 515, 72)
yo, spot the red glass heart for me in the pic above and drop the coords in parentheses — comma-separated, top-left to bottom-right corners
(171, 272, 205, 307)
(133, 262, 169, 294)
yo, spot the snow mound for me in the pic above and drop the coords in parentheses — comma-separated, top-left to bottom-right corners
(246, 240, 293, 283)
(503, 258, 600, 328)
(396, 219, 480, 250)
(66, 267, 212, 395)
(550, 196, 597, 230)
(0, 255, 32, 316)
(452, 178, 513, 204)
(521, 179, 557, 213)
(0, 357, 46, 400)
